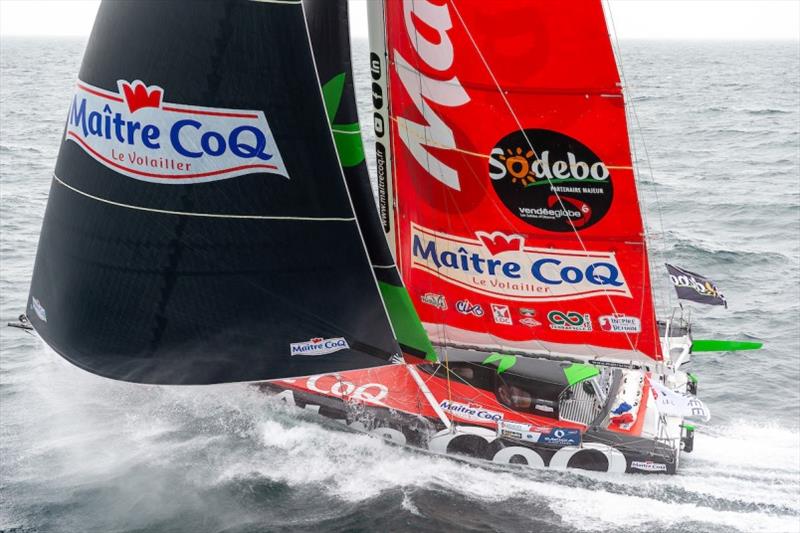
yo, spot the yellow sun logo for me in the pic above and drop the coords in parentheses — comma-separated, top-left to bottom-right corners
(498, 147, 535, 186)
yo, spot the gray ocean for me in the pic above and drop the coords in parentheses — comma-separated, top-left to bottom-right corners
(1, 36, 799, 533)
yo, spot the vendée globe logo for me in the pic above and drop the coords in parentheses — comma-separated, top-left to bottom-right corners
(64, 79, 289, 184)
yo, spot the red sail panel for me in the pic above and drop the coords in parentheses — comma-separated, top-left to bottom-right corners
(384, 0, 661, 361)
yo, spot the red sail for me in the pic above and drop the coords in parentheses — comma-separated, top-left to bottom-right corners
(381, 0, 661, 361)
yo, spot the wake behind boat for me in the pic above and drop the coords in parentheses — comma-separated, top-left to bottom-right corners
(20, 0, 751, 477)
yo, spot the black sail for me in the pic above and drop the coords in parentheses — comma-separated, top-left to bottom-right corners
(27, 0, 402, 384)
(303, 0, 436, 362)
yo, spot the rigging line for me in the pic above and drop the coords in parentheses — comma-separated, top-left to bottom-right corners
(403, 0, 452, 405)
(450, 0, 636, 358)
(603, 0, 672, 316)
(301, 0, 403, 355)
(603, 0, 668, 355)
(449, 0, 640, 355)
(52, 174, 357, 222)
(407, 0, 453, 410)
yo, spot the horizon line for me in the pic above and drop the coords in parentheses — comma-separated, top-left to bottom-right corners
(1, 34, 798, 42)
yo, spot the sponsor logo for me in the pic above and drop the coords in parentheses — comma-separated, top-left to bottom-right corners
(599, 313, 641, 333)
(284, 373, 388, 406)
(548, 311, 592, 331)
(455, 299, 484, 317)
(490, 303, 513, 325)
(518, 308, 540, 327)
(30, 297, 47, 322)
(410, 224, 630, 302)
(498, 422, 581, 446)
(630, 461, 668, 472)
(375, 141, 390, 232)
(498, 421, 547, 442)
(420, 292, 447, 310)
(290, 337, 349, 357)
(440, 400, 503, 423)
(540, 428, 582, 446)
(670, 272, 724, 299)
(65, 79, 289, 184)
(429, 427, 626, 473)
(393, 0, 469, 190)
(489, 129, 613, 231)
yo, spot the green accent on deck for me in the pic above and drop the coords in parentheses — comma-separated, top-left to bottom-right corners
(687, 372, 698, 384)
(378, 282, 437, 362)
(482, 353, 517, 374)
(681, 423, 696, 432)
(563, 363, 600, 386)
(692, 339, 763, 352)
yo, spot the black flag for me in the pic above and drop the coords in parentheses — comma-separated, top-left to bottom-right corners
(666, 264, 727, 308)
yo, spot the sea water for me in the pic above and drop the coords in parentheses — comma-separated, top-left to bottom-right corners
(1, 37, 798, 533)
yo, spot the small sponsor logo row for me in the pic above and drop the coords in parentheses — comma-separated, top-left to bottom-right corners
(417, 293, 640, 333)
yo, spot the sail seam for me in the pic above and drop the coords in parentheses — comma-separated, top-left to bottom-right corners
(52, 174, 356, 222)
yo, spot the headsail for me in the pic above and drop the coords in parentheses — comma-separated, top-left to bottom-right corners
(304, 0, 435, 362)
(27, 0, 404, 384)
(374, 0, 662, 362)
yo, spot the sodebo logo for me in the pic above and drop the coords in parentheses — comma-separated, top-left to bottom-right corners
(65, 79, 289, 184)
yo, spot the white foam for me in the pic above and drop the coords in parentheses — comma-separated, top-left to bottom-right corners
(7, 345, 800, 532)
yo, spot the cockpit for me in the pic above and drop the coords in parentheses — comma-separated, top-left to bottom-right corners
(425, 349, 612, 425)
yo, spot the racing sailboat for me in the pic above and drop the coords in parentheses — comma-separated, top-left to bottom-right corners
(25, 0, 710, 475)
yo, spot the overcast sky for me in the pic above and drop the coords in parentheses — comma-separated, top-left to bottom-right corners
(1, 0, 798, 40)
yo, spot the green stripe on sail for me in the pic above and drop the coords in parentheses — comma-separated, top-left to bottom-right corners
(378, 282, 437, 362)
(321, 72, 345, 123)
(332, 122, 361, 133)
(692, 339, 763, 352)
(563, 363, 600, 386)
(333, 124, 365, 167)
(322, 74, 365, 167)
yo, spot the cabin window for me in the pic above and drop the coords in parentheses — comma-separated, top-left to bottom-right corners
(497, 383, 532, 410)
(494, 374, 559, 418)
(452, 366, 474, 381)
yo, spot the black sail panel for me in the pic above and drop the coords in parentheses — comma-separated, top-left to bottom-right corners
(27, 0, 401, 384)
(303, 0, 436, 362)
